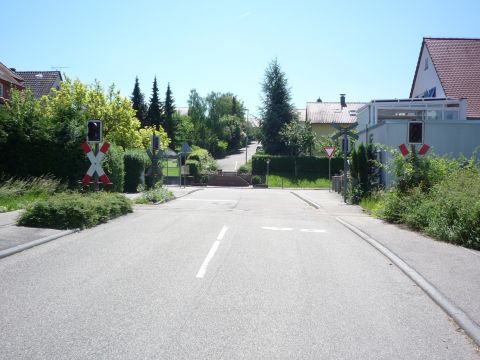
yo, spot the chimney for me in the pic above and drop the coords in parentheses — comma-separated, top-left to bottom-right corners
(10, 68, 16, 72)
(340, 94, 346, 108)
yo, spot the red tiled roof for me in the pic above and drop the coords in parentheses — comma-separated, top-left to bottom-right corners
(305, 102, 365, 124)
(410, 38, 480, 119)
(0, 62, 24, 88)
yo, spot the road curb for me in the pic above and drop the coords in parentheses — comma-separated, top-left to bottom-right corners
(0, 229, 78, 260)
(290, 191, 321, 208)
(336, 216, 480, 347)
(172, 188, 203, 199)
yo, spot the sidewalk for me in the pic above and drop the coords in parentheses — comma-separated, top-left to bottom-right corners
(295, 189, 480, 341)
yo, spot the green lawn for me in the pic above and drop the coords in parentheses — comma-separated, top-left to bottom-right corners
(266, 173, 330, 189)
(161, 159, 180, 177)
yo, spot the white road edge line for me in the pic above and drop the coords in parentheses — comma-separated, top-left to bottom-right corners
(234, 161, 238, 171)
(336, 216, 480, 347)
(196, 225, 229, 279)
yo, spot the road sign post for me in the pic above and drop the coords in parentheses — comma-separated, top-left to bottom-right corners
(81, 142, 110, 190)
(332, 124, 358, 203)
(323, 146, 336, 192)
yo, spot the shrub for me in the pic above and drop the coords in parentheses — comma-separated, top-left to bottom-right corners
(124, 150, 149, 192)
(136, 186, 174, 204)
(17, 192, 132, 229)
(186, 159, 200, 178)
(251, 175, 262, 185)
(102, 144, 125, 192)
(238, 162, 251, 174)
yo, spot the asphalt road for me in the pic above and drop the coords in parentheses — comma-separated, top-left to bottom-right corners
(216, 142, 260, 171)
(0, 188, 478, 359)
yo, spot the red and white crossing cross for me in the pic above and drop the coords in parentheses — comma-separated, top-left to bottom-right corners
(399, 143, 430, 157)
(81, 142, 110, 185)
(323, 146, 336, 159)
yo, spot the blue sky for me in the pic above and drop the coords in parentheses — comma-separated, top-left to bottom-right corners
(3, 0, 479, 116)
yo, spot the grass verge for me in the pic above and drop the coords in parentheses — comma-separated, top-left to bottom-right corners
(267, 173, 330, 188)
(18, 192, 133, 229)
(0, 175, 64, 212)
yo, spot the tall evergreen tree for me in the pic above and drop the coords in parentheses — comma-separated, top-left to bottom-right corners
(131, 77, 147, 126)
(163, 83, 176, 145)
(231, 96, 238, 116)
(259, 58, 295, 155)
(146, 76, 163, 129)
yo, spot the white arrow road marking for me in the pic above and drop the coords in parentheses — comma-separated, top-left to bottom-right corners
(262, 226, 294, 231)
(196, 225, 229, 279)
(300, 229, 327, 233)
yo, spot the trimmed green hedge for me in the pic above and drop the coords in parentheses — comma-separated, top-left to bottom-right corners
(252, 155, 343, 177)
(124, 150, 149, 193)
(102, 144, 125, 192)
(17, 192, 133, 229)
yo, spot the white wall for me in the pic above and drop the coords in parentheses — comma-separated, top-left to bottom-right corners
(411, 45, 446, 98)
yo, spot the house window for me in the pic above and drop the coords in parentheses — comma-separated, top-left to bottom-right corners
(0, 83, 3, 98)
(424, 57, 429, 70)
(408, 121, 424, 144)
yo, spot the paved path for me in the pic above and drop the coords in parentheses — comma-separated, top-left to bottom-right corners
(0, 188, 478, 359)
(216, 142, 260, 171)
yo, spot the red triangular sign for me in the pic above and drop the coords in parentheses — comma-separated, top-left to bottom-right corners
(323, 146, 336, 159)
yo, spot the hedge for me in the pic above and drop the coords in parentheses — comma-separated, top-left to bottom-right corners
(124, 150, 149, 193)
(102, 144, 124, 192)
(17, 192, 133, 229)
(252, 155, 343, 177)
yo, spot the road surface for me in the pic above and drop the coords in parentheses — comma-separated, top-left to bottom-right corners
(0, 188, 478, 359)
(216, 142, 260, 171)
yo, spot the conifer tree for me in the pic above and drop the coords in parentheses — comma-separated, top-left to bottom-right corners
(131, 77, 147, 127)
(259, 58, 295, 155)
(146, 76, 163, 129)
(163, 83, 176, 145)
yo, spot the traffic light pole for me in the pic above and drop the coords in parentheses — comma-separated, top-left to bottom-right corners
(94, 143, 99, 192)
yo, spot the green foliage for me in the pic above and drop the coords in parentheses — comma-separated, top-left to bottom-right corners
(131, 76, 147, 125)
(238, 161, 252, 174)
(103, 144, 125, 192)
(279, 119, 316, 156)
(173, 113, 194, 148)
(259, 58, 295, 155)
(185, 159, 200, 178)
(163, 83, 176, 143)
(18, 192, 132, 229)
(0, 175, 64, 211)
(135, 186, 174, 204)
(251, 175, 262, 185)
(267, 173, 330, 188)
(124, 150, 149, 192)
(372, 151, 480, 250)
(252, 155, 343, 177)
(146, 77, 163, 129)
(349, 142, 381, 203)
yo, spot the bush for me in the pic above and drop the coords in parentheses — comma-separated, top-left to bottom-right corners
(238, 162, 251, 174)
(185, 159, 200, 178)
(136, 186, 174, 204)
(251, 175, 262, 185)
(18, 192, 133, 229)
(252, 155, 343, 177)
(102, 144, 125, 192)
(124, 150, 149, 192)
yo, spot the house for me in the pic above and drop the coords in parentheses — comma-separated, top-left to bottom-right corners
(302, 95, 365, 137)
(15, 70, 62, 98)
(355, 37, 480, 186)
(0, 62, 25, 103)
(410, 37, 480, 119)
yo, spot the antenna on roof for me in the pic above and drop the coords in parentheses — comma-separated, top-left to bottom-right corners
(50, 66, 70, 70)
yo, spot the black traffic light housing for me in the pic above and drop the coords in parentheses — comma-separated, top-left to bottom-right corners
(152, 135, 160, 150)
(87, 120, 102, 143)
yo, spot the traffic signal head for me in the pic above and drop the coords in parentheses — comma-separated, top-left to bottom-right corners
(87, 120, 102, 143)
